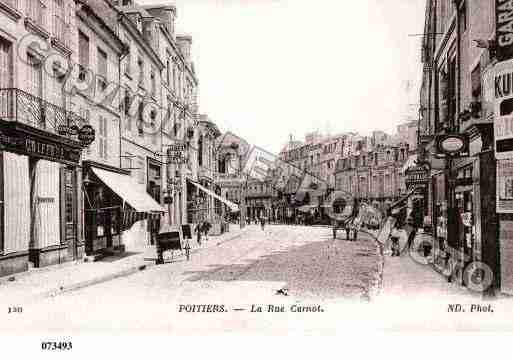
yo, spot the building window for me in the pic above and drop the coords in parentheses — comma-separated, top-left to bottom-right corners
(78, 31, 89, 80)
(138, 57, 144, 87)
(0, 37, 13, 91)
(471, 63, 482, 113)
(150, 70, 156, 97)
(124, 39, 131, 75)
(97, 47, 108, 91)
(166, 58, 171, 85)
(137, 102, 144, 136)
(448, 55, 457, 127)
(98, 116, 108, 160)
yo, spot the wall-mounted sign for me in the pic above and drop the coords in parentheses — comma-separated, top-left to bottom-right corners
(497, 159, 513, 213)
(78, 125, 95, 147)
(497, 0, 513, 62)
(435, 134, 469, 157)
(494, 59, 513, 159)
(0, 127, 81, 165)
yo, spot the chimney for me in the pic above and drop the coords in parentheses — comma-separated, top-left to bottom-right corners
(143, 5, 177, 38)
(176, 35, 192, 65)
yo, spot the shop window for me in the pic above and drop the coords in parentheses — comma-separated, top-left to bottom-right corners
(62, 167, 76, 244)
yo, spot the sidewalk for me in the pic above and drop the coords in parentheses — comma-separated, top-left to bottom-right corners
(379, 250, 476, 300)
(0, 226, 247, 302)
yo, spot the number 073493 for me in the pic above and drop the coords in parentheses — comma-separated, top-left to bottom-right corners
(41, 342, 72, 350)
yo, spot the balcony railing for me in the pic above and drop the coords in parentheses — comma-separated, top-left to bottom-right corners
(0, 88, 86, 140)
(52, 15, 70, 49)
(26, 0, 45, 28)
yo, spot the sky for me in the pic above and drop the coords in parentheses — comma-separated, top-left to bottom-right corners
(138, 0, 426, 154)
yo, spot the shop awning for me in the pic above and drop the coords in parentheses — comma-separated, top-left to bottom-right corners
(92, 167, 165, 213)
(389, 187, 417, 211)
(188, 179, 239, 212)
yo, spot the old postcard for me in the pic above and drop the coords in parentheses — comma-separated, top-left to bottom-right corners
(0, 0, 512, 350)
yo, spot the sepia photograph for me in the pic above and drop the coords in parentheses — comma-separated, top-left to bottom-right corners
(0, 0, 512, 352)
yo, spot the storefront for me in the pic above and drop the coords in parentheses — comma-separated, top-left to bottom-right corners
(82, 161, 165, 256)
(0, 121, 87, 276)
(186, 178, 239, 230)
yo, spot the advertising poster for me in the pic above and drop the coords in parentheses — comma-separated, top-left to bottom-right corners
(497, 159, 513, 213)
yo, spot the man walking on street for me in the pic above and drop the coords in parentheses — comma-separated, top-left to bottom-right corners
(194, 222, 202, 245)
(260, 215, 266, 230)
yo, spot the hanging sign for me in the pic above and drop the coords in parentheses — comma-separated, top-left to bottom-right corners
(436, 134, 469, 157)
(78, 125, 95, 147)
(405, 165, 429, 190)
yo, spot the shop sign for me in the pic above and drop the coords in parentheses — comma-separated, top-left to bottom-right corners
(497, 158, 513, 213)
(167, 142, 187, 164)
(493, 59, 513, 159)
(436, 134, 469, 157)
(0, 129, 81, 165)
(78, 125, 95, 147)
(405, 165, 429, 189)
(497, 0, 513, 62)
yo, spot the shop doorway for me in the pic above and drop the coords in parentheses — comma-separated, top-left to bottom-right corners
(456, 187, 474, 264)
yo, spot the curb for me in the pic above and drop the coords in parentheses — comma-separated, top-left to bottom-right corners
(43, 264, 149, 298)
(40, 229, 249, 298)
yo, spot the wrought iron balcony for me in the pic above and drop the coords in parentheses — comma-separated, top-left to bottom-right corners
(0, 88, 86, 140)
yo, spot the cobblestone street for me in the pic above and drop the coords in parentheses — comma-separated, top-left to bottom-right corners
(0, 225, 382, 333)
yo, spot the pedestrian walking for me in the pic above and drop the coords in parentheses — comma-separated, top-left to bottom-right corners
(260, 215, 266, 230)
(202, 221, 212, 241)
(194, 222, 202, 245)
(389, 221, 401, 256)
(183, 237, 191, 261)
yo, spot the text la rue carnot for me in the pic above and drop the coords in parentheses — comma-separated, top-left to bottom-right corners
(250, 304, 324, 313)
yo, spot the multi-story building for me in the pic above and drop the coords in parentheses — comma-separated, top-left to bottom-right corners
(418, 0, 501, 294)
(0, 0, 223, 276)
(245, 177, 277, 222)
(335, 143, 411, 208)
(0, 0, 92, 275)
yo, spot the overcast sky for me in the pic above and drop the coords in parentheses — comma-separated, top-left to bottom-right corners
(139, 0, 426, 154)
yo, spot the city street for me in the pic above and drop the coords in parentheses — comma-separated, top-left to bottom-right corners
(0, 225, 382, 333)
